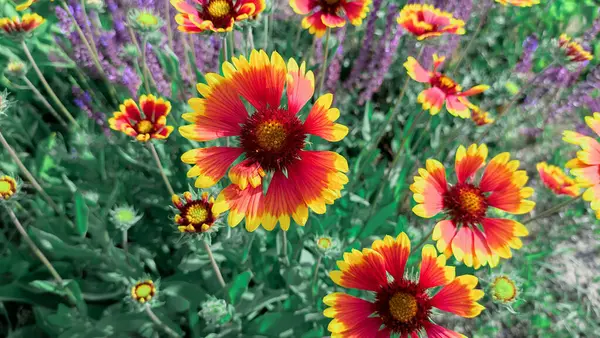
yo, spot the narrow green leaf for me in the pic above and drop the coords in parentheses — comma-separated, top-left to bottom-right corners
(228, 271, 252, 306)
(74, 192, 89, 236)
(362, 202, 397, 238)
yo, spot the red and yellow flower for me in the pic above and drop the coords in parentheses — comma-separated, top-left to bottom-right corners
(172, 191, 219, 233)
(536, 162, 580, 197)
(495, 0, 540, 6)
(289, 0, 371, 38)
(411, 144, 535, 268)
(397, 4, 465, 40)
(563, 113, 600, 218)
(109, 94, 174, 142)
(470, 104, 494, 126)
(0, 175, 18, 200)
(404, 54, 489, 118)
(180, 50, 349, 232)
(0, 13, 45, 37)
(558, 34, 593, 63)
(171, 0, 265, 33)
(324, 233, 485, 337)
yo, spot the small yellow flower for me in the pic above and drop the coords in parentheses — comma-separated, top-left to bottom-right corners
(0, 175, 18, 200)
(131, 280, 156, 303)
(490, 275, 519, 304)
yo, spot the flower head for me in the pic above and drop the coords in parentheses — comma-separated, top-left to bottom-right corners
(470, 104, 494, 126)
(411, 144, 535, 268)
(495, 0, 540, 6)
(404, 54, 489, 118)
(0, 13, 45, 39)
(128, 8, 164, 33)
(559, 34, 593, 63)
(199, 296, 233, 324)
(171, 0, 265, 33)
(313, 234, 341, 257)
(536, 162, 580, 197)
(324, 233, 484, 337)
(563, 112, 600, 218)
(15, 0, 37, 11)
(0, 175, 18, 200)
(397, 4, 465, 40)
(110, 205, 143, 231)
(130, 279, 157, 304)
(180, 50, 349, 232)
(4, 60, 27, 78)
(109, 94, 174, 142)
(489, 275, 519, 305)
(289, 0, 370, 37)
(172, 191, 219, 233)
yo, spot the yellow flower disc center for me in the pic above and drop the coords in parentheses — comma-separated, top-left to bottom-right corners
(186, 204, 209, 224)
(136, 120, 153, 134)
(0, 181, 11, 194)
(207, 0, 231, 18)
(137, 12, 159, 27)
(317, 237, 332, 249)
(136, 284, 152, 298)
(458, 189, 485, 215)
(116, 209, 135, 223)
(492, 276, 517, 303)
(256, 120, 287, 152)
(388, 292, 417, 323)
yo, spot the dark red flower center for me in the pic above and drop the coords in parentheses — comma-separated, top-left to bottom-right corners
(201, 0, 235, 27)
(176, 199, 216, 232)
(239, 107, 306, 172)
(318, 0, 343, 13)
(375, 279, 432, 335)
(430, 73, 458, 95)
(443, 183, 488, 226)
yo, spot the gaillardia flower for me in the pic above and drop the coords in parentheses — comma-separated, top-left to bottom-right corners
(180, 50, 349, 232)
(324, 233, 485, 337)
(172, 191, 219, 233)
(495, 0, 540, 6)
(171, 0, 265, 33)
(109, 94, 174, 142)
(110, 205, 143, 231)
(127, 8, 164, 33)
(289, 0, 370, 38)
(405, 54, 489, 118)
(4, 60, 27, 78)
(563, 113, 600, 218)
(536, 162, 580, 197)
(131, 279, 156, 303)
(0, 175, 18, 200)
(470, 105, 495, 126)
(489, 275, 519, 305)
(397, 4, 465, 40)
(558, 34, 593, 63)
(411, 144, 535, 268)
(0, 13, 45, 38)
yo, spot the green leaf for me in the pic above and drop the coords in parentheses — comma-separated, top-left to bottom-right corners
(361, 202, 397, 238)
(74, 192, 89, 237)
(245, 312, 307, 335)
(227, 271, 252, 306)
(361, 100, 373, 142)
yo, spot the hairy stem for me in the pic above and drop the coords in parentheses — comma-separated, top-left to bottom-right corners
(524, 194, 583, 225)
(147, 142, 175, 196)
(21, 76, 69, 128)
(144, 304, 180, 337)
(317, 28, 331, 96)
(203, 241, 226, 288)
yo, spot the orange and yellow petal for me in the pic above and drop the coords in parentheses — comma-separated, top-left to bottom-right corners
(470, 105, 494, 126)
(472, 227, 500, 269)
(495, 0, 540, 6)
(330, 317, 388, 338)
(329, 248, 388, 292)
(424, 322, 467, 338)
(404, 57, 432, 83)
(302, 11, 328, 37)
(480, 218, 528, 259)
(323, 293, 377, 334)
(571, 165, 600, 187)
(342, 0, 371, 26)
(397, 4, 465, 40)
(479, 152, 519, 192)
(450, 226, 476, 267)
(303, 93, 348, 142)
(445, 95, 470, 118)
(410, 159, 448, 218)
(181, 147, 243, 188)
(371, 233, 411, 282)
(432, 220, 458, 256)
(289, 0, 313, 15)
(321, 12, 346, 28)
(536, 162, 580, 197)
(418, 87, 446, 115)
(15, 0, 34, 11)
(585, 112, 600, 137)
(286, 58, 315, 115)
(262, 171, 309, 231)
(140, 94, 171, 121)
(213, 184, 264, 232)
(455, 144, 487, 184)
(429, 275, 485, 318)
(418, 244, 455, 289)
(108, 111, 134, 133)
(229, 159, 265, 190)
(152, 126, 174, 140)
(459, 84, 490, 97)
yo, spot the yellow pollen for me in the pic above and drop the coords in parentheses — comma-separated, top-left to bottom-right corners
(207, 0, 231, 18)
(136, 120, 153, 134)
(439, 75, 455, 89)
(389, 292, 418, 323)
(459, 189, 484, 214)
(186, 204, 209, 224)
(317, 237, 332, 249)
(256, 121, 287, 151)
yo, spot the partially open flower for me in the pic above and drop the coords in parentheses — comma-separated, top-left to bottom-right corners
(128, 8, 164, 33)
(536, 162, 580, 197)
(0, 175, 18, 200)
(109, 95, 174, 142)
(110, 205, 143, 231)
(4, 60, 27, 78)
(558, 34, 593, 63)
(397, 4, 465, 41)
(313, 234, 340, 257)
(130, 279, 157, 304)
(489, 275, 519, 305)
(199, 296, 233, 324)
(470, 105, 495, 126)
(172, 191, 219, 233)
(171, 0, 265, 33)
(0, 13, 45, 40)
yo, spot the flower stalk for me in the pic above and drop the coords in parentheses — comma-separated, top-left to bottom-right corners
(21, 76, 69, 128)
(147, 142, 175, 196)
(203, 240, 226, 288)
(317, 28, 331, 96)
(144, 304, 180, 337)
(523, 194, 583, 225)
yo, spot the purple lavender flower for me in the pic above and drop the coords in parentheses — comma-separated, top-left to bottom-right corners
(325, 28, 346, 94)
(515, 35, 539, 73)
(72, 86, 111, 135)
(359, 28, 402, 105)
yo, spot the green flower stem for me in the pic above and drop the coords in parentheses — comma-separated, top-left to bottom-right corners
(203, 240, 226, 288)
(127, 27, 157, 90)
(263, 13, 269, 51)
(21, 41, 80, 128)
(144, 304, 180, 338)
(227, 30, 235, 58)
(410, 227, 435, 260)
(122, 230, 130, 266)
(523, 194, 583, 225)
(21, 76, 69, 128)
(245, 25, 255, 55)
(141, 36, 153, 94)
(350, 45, 426, 191)
(164, 0, 174, 50)
(147, 142, 175, 196)
(60, 1, 119, 106)
(311, 255, 322, 291)
(281, 230, 289, 266)
(4, 204, 79, 307)
(0, 131, 62, 216)
(316, 28, 331, 96)
(448, 4, 491, 76)
(80, 0, 100, 59)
